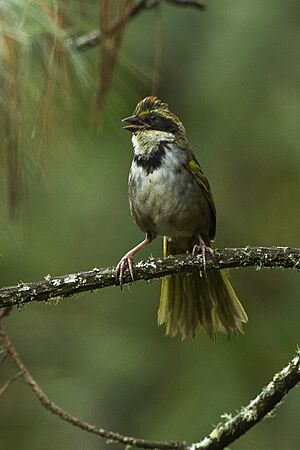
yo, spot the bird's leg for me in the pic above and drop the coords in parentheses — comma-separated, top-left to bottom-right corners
(116, 236, 151, 289)
(192, 235, 213, 272)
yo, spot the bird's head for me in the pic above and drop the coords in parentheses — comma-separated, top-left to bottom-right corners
(122, 96, 186, 139)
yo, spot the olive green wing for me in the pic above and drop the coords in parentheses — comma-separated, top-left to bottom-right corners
(186, 152, 216, 241)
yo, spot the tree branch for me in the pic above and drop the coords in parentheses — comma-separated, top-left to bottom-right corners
(72, 0, 205, 52)
(72, 0, 155, 52)
(190, 350, 300, 450)
(0, 326, 185, 450)
(0, 325, 299, 450)
(0, 246, 298, 309)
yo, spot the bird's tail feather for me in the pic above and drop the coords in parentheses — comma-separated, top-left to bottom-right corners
(158, 237, 248, 340)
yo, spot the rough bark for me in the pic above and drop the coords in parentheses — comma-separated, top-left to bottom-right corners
(1, 325, 299, 450)
(190, 351, 300, 450)
(0, 246, 298, 309)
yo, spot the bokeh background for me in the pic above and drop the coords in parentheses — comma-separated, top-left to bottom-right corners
(0, 1, 299, 449)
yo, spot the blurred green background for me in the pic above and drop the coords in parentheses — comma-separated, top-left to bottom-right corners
(0, 1, 299, 449)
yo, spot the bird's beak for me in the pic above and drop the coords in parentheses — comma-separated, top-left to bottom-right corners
(122, 115, 149, 132)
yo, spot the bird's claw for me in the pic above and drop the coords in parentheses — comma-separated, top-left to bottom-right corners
(116, 254, 135, 289)
(192, 242, 213, 273)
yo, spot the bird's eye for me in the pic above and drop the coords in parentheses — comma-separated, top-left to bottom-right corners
(149, 114, 157, 123)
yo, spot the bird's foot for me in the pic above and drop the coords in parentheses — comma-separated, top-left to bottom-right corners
(116, 237, 151, 289)
(116, 252, 135, 289)
(192, 238, 213, 272)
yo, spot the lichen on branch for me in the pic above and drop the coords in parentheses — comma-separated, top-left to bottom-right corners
(0, 324, 299, 450)
(190, 350, 300, 450)
(0, 246, 298, 309)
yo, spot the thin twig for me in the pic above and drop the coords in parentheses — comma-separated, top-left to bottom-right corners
(0, 371, 22, 397)
(73, 0, 159, 51)
(0, 305, 12, 319)
(0, 350, 8, 365)
(72, 0, 205, 52)
(165, 0, 205, 8)
(0, 326, 299, 450)
(0, 246, 298, 309)
(0, 326, 185, 450)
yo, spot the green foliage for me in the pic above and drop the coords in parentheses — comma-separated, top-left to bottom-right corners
(0, 1, 299, 450)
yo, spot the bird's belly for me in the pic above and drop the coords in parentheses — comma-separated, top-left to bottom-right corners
(129, 164, 203, 238)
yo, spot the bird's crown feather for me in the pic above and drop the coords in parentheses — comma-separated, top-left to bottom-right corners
(133, 96, 169, 116)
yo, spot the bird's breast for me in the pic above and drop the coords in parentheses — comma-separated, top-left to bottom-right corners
(128, 142, 204, 238)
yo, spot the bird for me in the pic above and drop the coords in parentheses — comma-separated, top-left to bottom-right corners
(116, 96, 248, 340)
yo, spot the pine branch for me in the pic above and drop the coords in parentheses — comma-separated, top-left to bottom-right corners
(72, 0, 205, 52)
(0, 246, 298, 309)
(0, 326, 299, 450)
(72, 1, 158, 52)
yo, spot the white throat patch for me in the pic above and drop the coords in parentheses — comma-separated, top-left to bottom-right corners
(132, 130, 174, 156)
